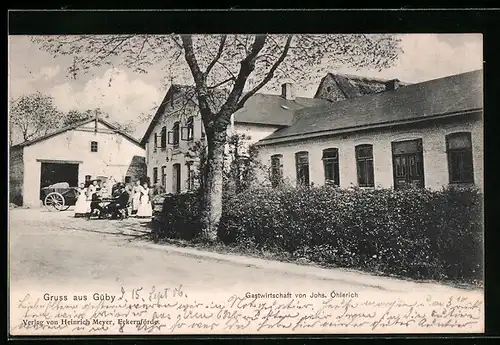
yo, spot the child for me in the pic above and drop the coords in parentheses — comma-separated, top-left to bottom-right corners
(73, 182, 89, 217)
(88, 193, 103, 219)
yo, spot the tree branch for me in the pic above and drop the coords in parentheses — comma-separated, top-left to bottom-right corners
(214, 60, 237, 80)
(180, 35, 205, 86)
(171, 35, 184, 50)
(208, 76, 235, 89)
(135, 35, 149, 61)
(180, 35, 213, 121)
(205, 35, 227, 75)
(87, 35, 133, 66)
(217, 35, 268, 119)
(236, 35, 293, 109)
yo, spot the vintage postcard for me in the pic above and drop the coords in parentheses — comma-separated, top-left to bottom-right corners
(8, 31, 484, 335)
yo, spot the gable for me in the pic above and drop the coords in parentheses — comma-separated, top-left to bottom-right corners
(11, 118, 144, 150)
(141, 84, 332, 144)
(314, 73, 403, 103)
(314, 74, 349, 102)
(78, 120, 113, 131)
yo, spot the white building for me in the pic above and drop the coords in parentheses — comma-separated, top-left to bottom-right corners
(257, 70, 483, 190)
(9, 117, 146, 207)
(140, 83, 329, 194)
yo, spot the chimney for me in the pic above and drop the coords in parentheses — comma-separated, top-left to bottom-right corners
(385, 79, 401, 91)
(281, 82, 296, 100)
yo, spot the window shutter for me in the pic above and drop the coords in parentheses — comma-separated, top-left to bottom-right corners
(181, 127, 189, 141)
(160, 127, 167, 148)
(154, 133, 159, 148)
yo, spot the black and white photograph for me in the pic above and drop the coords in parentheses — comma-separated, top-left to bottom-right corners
(8, 20, 484, 335)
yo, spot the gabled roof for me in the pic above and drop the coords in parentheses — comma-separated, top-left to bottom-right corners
(314, 73, 409, 99)
(259, 69, 483, 145)
(140, 84, 331, 145)
(11, 117, 144, 149)
(140, 88, 176, 146)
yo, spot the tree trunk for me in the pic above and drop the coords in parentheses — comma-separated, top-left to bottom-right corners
(199, 133, 226, 242)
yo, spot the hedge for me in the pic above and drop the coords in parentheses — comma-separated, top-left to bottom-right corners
(152, 185, 483, 283)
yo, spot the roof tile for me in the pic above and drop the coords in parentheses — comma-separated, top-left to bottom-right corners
(260, 69, 483, 143)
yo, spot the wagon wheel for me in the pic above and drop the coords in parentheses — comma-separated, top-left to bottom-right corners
(44, 192, 66, 211)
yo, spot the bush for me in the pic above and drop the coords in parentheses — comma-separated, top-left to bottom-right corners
(153, 185, 483, 284)
(152, 192, 201, 241)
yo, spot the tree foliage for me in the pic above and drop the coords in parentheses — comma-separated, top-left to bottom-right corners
(184, 133, 265, 195)
(9, 92, 138, 146)
(9, 92, 62, 143)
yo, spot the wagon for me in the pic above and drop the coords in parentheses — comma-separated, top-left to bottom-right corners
(41, 182, 79, 211)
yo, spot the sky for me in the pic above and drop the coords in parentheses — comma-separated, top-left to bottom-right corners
(8, 34, 483, 140)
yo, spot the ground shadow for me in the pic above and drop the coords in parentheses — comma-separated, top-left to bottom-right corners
(55, 212, 155, 241)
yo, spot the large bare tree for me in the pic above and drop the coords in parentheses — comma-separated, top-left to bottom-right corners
(33, 34, 402, 241)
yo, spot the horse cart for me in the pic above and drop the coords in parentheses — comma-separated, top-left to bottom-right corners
(41, 182, 79, 211)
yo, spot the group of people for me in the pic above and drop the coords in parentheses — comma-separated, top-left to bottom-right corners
(73, 179, 153, 219)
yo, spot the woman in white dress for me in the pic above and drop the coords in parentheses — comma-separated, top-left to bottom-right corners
(86, 180, 98, 213)
(136, 182, 152, 218)
(73, 183, 89, 217)
(131, 180, 141, 216)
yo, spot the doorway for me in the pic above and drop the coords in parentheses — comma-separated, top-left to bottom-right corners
(39, 162, 79, 199)
(392, 139, 425, 189)
(172, 163, 181, 194)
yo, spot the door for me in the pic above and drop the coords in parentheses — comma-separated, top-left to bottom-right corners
(392, 139, 424, 189)
(172, 163, 181, 194)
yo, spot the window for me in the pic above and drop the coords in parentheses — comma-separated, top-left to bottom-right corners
(160, 126, 167, 149)
(187, 117, 194, 141)
(446, 132, 474, 184)
(182, 117, 195, 141)
(168, 122, 180, 147)
(125, 176, 131, 184)
(323, 148, 340, 186)
(153, 167, 158, 185)
(161, 166, 167, 187)
(153, 133, 158, 153)
(85, 175, 92, 184)
(90, 141, 98, 152)
(355, 144, 374, 187)
(270, 154, 283, 187)
(392, 139, 424, 189)
(295, 151, 310, 186)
